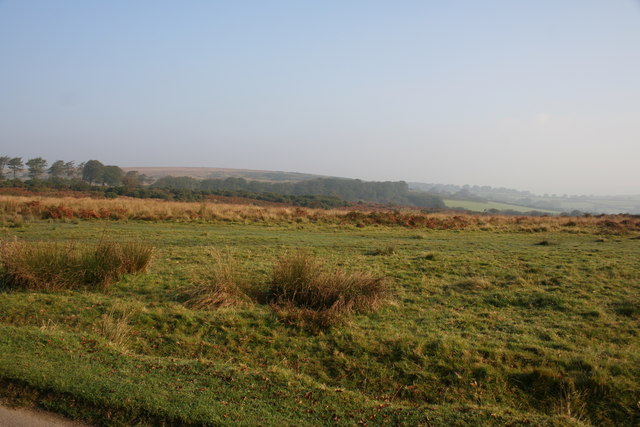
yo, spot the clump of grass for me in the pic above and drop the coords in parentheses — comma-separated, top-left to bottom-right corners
(419, 251, 437, 261)
(0, 239, 152, 291)
(452, 277, 492, 292)
(119, 241, 154, 274)
(181, 249, 252, 309)
(267, 251, 390, 328)
(368, 245, 397, 256)
(98, 303, 132, 350)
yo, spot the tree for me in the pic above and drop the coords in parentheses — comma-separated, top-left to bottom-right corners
(7, 157, 24, 179)
(26, 157, 48, 180)
(64, 161, 79, 179)
(102, 165, 123, 186)
(82, 160, 104, 184)
(48, 160, 66, 178)
(0, 156, 10, 180)
(123, 170, 140, 189)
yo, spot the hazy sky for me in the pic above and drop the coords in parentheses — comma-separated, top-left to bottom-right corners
(1, 1, 639, 195)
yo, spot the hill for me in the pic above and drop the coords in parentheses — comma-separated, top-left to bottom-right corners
(121, 167, 325, 182)
(411, 182, 640, 214)
(121, 167, 640, 214)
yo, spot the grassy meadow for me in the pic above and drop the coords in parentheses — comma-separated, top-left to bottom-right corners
(443, 199, 559, 214)
(0, 195, 639, 425)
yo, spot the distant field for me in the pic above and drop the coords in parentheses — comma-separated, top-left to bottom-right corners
(0, 199, 638, 425)
(122, 166, 323, 182)
(444, 199, 559, 213)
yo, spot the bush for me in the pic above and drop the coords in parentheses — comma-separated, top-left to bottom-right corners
(0, 239, 152, 291)
(267, 251, 389, 328)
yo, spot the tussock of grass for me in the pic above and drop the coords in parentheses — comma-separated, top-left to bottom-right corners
(98, 304, 132, 350)
(180, 249, 252, 309)
(0, 239, 152, 291)
(368, 245, 397, 256)
(118, 242, 154, 274)
(267, 251, 389, 328)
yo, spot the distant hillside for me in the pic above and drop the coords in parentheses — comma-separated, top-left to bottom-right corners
(411, 182, 640, 214)
(122, 168, 640, 214)
(150, 176, 446, 209)
(121, 167, 324, 182)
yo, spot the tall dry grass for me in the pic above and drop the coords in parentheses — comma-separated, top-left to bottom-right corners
(0, 239, 153, 291)
(1, 194, 639, 233)
(180, 249, 252, 309)
(180, 249, 390, 329)
(98, 303, 133, 350)
(267, 251, 390, 329)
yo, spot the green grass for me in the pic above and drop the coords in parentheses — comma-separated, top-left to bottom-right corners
(444, 199, 559, 213)
(0, 220, 638, 425)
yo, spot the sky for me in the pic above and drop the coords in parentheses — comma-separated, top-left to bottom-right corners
(1, 1, 639, 196)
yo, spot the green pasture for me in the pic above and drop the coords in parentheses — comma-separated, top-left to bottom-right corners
(443, 199, 559, 214)
(0, 221, 638, 425)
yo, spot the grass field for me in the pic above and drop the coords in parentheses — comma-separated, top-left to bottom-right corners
(444, 199, 559, 214)
(0, 203, 639, 425)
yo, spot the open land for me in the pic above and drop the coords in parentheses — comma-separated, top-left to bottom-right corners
(442, 199, 559, 214)
(0, 195, 638, 426)
(121, 167, 324, 182)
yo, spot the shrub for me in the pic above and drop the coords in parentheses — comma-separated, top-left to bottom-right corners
(0, 239, 152, 291)
(267, 251, 389, 328)
(180, 249, 252, 309)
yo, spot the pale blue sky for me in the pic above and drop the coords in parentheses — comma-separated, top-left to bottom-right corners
(1, 1, 639, 195)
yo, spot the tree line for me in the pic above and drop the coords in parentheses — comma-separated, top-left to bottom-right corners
(0, 156, 151, 188)
(152, 176, 445, 208)
(0, 156, 445, 209)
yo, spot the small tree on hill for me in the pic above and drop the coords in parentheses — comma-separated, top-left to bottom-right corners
(48, 160, 66, 178)
(8, 157, 24, 179)
(64, 161, 79, 179)
(102, 165, 123, 186)
(26, 157, 48, 180)
(123, 170, 140, 190)
(82, 160, 104, 184)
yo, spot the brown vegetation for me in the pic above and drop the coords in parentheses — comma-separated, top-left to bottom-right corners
(267, 251, 390, 329)
(0, 239, 152, 290)
(180, 250, 252, 309)
(181, 250, 390, 329)
(1, 194, 639, 233)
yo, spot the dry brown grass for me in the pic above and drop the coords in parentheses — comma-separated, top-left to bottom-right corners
(98, 303, 133, 350)
(0, 239, 153, 291)
(180, 249, 252, 309)
(267, 251, 390, 329)
(1, 194, 639, 233)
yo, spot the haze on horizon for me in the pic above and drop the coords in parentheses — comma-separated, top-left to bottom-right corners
(1, 1, 639, 196)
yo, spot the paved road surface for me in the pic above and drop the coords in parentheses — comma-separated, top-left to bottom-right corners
(0, 404, 90, 427)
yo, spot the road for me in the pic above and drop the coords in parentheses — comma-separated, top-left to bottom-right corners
(0, 404, 89, 427)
